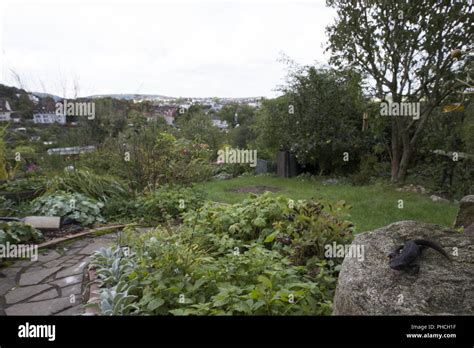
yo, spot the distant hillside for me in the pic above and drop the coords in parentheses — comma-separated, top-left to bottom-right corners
(31, 92, 62, 101)
(88, 93, 174, 101)
(1, 83, 262, 105)
(87, 94, 262, 102)
(0, 84, 29, 100)
(0, 84, 42, 118)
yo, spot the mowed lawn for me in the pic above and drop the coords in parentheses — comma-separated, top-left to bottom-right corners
(195, 175, 459, 233)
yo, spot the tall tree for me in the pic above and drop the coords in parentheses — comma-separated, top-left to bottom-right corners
(326, 0, 473, 182)
(254, 66, 367, 174)
(218, 103, 256, 128)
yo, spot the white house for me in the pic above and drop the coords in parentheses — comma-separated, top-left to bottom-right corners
(148, 105, 179, 125)
(33, 113, 66, 125)
(212, 117, 229, 130)
(0, 98, 13, 122)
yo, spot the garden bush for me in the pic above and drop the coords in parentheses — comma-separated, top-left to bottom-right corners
(183, 192, 354, 265)
(0, 221, 43, 248)
(0, 221, 43, 264)
(102, 185, 206, 223)
(139, 185, 206, 222)
(0, 177, 46, 193)
(88, 193, 354, 315)
(0, 196, 15, 216)
(30, 191, 105, 226)
(80, 130, 213, 189)
(90, 228, 336, 315)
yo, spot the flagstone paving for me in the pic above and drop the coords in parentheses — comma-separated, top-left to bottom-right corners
(0, 233, 118, 316)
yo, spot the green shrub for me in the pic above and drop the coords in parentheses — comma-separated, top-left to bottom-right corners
(90, 228, 335, 316)
(350, 155, 378, 186)
(103, 185, 206, 223)
(0, 177, 46, 193)
(0, 196, 15, 216)
(212, 162, 253, 177)
(30, 191, 105, 226)
(140, 185, 206, 222)
(81, 130, 213, 189)
(408, 156, 473, 199)
(183, 192, 354, 265)
(88, 193, 353, 316)
(0, 221, 43, 245)
(101, 199, 142, 222)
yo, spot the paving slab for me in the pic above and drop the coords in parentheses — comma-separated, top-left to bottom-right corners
(66, 239, 91, 248)
(1, 227, 126, 316)
(51, 274, 83, 287)
(62, 283, 83, 297)
(43, 258, 68, 268)
(12, 260, 34, 268)
(62, 259, 85, 268)
(56, 261, 88, 278)
(24, 266, 47, 274)
(29, 288, 59, 302)
(64, 247, 83, 255)
(19, 267, 62, 286)
(0, 279, 16, 296)
(78, 239, 114, 255)
(37, 250, 62, 263)
(5, 284, 53, 304)
(0, 267, 22, 278)
(56, 305, 84, 316)
(5, 297, 73, 315)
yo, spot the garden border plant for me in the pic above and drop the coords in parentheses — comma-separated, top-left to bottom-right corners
(87, 192, 354, 316)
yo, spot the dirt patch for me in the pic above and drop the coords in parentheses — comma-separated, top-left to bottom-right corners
(42, 225, 86, 242)
(227, 186, 281, 194)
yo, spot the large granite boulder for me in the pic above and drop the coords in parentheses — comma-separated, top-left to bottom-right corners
(454, 195, 474, 229)
(332, 220, 473, 315)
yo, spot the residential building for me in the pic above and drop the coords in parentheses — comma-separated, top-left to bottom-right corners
(0, 98, 13, 122)
(148, 105, 179, 125)
(33, 112, 66, 124)
(33, 103, 66, 124)
(212, 117, 229, 130)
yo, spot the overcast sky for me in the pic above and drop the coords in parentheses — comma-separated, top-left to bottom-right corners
(0, 0, 336, 98)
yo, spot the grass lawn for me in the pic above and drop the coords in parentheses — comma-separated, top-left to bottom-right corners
(195, 175, 459, 233)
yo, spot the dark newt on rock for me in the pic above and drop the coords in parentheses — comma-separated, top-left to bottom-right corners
(388, 239, 450, 273)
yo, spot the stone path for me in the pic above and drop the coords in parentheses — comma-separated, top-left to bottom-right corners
(0, 233, 118, 316)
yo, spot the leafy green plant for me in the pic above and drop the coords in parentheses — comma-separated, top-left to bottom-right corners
(101, 198, 142, 222)
(0, 196, 15, 215)
(82, 129, 213, 190)
(89, 228, 336, 316)
(183, 192, 354, 265)
(212, 162, 253, 177)
(86, 281, 139, 315)
(0, 221, 43, 245)
(0, 125, 20, 180)
(0, 177, 46, 193)
(90, 247, 136, 287)
(139, 185, 206, 222)
(30, 191, 105, 226)
(88, 192, 353, 316)
(103, 185, 206, 223)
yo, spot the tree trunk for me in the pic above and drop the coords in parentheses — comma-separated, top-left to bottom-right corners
(397, 145, 412, 182)
(397, 120, 412, 182)
(390, 119, 402, 182)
